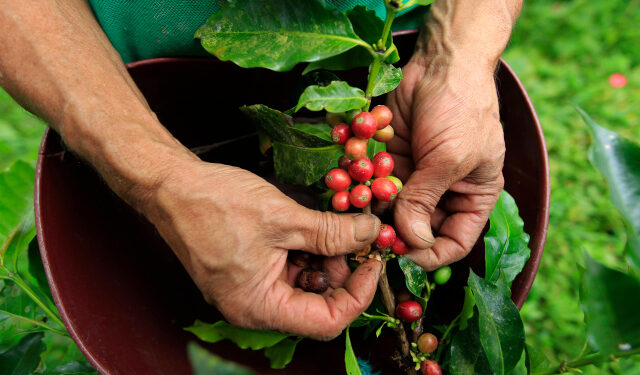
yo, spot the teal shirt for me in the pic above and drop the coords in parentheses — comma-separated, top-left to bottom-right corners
(88, 1, 428, 64)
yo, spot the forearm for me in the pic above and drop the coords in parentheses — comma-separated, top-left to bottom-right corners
(0, 0, 197, 211)
(416, 0, 522, 73)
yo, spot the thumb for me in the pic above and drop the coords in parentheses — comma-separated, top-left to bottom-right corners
(282, 207, 381, 257)
(393, 167, 453, 250)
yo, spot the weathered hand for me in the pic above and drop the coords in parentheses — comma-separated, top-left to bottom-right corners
(384, 55, 505, 271)
(143, 161, 382, 340)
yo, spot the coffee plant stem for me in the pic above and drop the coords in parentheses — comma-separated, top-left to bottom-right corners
(378, 262, 417, 375)
(434, 314, 461, 362)
(379, 8, 396, 48)
(532, 348, 640, 375)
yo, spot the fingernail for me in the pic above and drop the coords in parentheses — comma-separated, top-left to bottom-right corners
(411, 221, 435, 246)
(353, 214, 380, 242)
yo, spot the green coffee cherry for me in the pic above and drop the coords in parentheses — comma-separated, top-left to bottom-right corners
(433, 266, 452, 285)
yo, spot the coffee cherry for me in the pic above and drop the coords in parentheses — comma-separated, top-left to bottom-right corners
(352, 112, 377, 139)
(326, 111, 344, 127)
(385, 176, 403, 193)
(396, 300, 422, 322)
(348, 158, 374, 183)
(331, 123, 351, 144)
(373, 125, 394, 142)
(391, 237, 409, 255)
(349, 184, 372, 208)
(371, 105, 393, 129)
(344, 109, 361, 124)
(325, 168, 351, 191)
(371, 178, 398, 201)
(338, 155, 352, 170)
(372, 152, 394, 178)
(417, 333, 438, 354)
(395, 288, 412, 303)
(374, 224, 396, 249)
(344, 137, 369, 160)
(420, 360, 441, 375)
(331, 191, 350, 212)
(433, 266, 452, 285)
(288, 251, 312, 268)
(298, 268, 330, 293)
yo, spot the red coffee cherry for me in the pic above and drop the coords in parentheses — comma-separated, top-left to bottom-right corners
(338, 155, 352, 170)
(372, 152, 394, 178)
(373, 125, 394, 142)
(331, 123, 351, 144)
(325, 168, 351, 191)
(349, 184, 372, 208)
(348, 158, 374, 182)
(396, 300, 422, 322)
(374, 224, 396, 249)
(391, 237, 409, 255)
(371, 177, 398, 201)
(421, 360, 442, 375)
(344, 137, 369, 160)
(351, 112, 377, 139)
(298, 268, 330, 293)
(417, 333, 438, 354)
(331, 191, 350, 212)
(371, 105, 393, 129)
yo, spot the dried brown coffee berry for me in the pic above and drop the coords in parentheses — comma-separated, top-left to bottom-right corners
(297, 268, 330, 293)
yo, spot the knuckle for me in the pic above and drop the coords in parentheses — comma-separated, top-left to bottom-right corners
(313, 212, 343, 255)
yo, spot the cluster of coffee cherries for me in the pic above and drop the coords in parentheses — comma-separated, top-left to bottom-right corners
(324, 105, 401, 212)
(393, 266, 452, 375)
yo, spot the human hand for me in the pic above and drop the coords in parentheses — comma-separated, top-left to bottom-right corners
(142, 160, 382, 340)
(384, 54, 505, 271)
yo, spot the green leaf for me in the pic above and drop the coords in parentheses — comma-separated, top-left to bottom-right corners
(579, 107, 640, 273)
(484, 190, 531, 285)
(468, 271, 525, 375)
(370, 63, 403, 97)
(273, 143, 343, 186)
(344, 326, 363, 375)
(366, 139, 386, 160)
(0, 281, 49, 333)
(458, 286, 476, 331)
(295, 81, 367, 113)
(27, 239, 52, 301)
(2, 216, 35, 276)
(397, 257, 427, 297)
(184, 320, 289, 350)
(263, 337, 301, 369)
(510, 350, 528, 375)
(188, 342, 256, 375)
(0, 161, 35, 268)
(524, 344, 553, 374)
(0, 332, 45, 375)
(292, 123, 333, 143)
(303, 5, 399, 74)
(449, 313, 495, 375)
(416, 0, 436, 5)
(195, 0, 365, 72)
(46, 361, 96, 374)
(580, 255, 640, 356)
(240, 105, 332, 148)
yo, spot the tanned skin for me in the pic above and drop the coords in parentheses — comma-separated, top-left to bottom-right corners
(0, 0, 521, 338)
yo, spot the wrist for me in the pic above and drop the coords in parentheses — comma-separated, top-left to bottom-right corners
(60, 111, 199, 215)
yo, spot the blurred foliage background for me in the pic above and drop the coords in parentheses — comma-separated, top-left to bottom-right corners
(0, 0, 638, 373)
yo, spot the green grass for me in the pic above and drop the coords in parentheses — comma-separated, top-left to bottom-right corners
(504, 0, 640, 373)
(1, 0, 640, 372)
